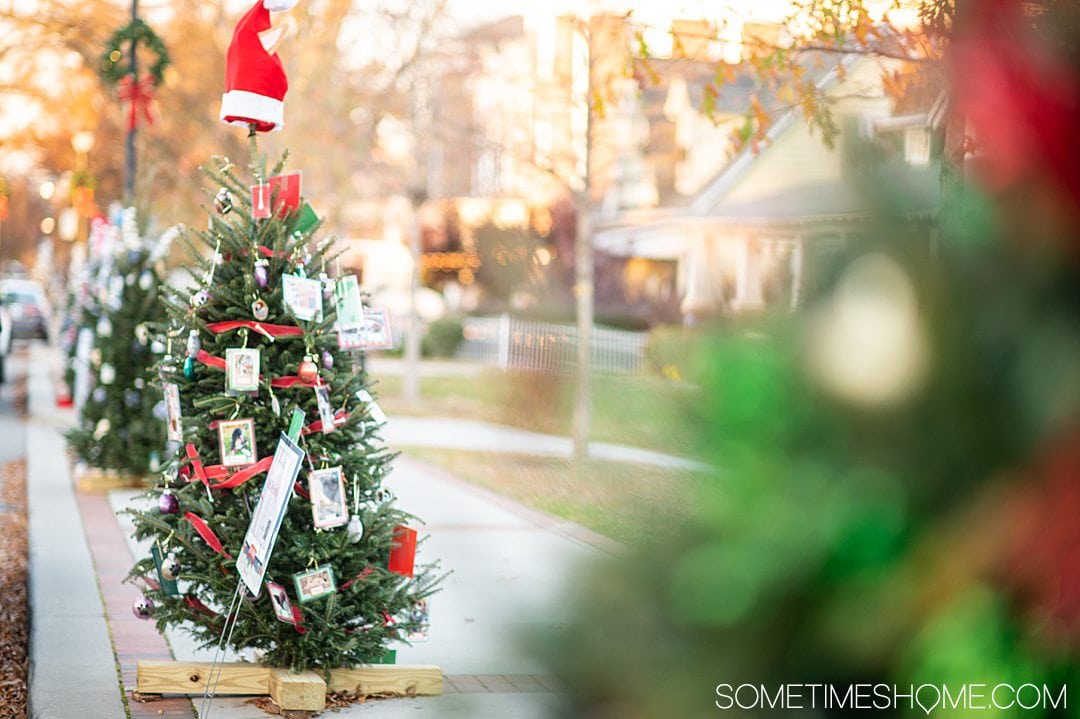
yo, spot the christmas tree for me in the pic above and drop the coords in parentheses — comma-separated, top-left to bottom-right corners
(125, 142, 440, 672)
(66, 209, 172, 478)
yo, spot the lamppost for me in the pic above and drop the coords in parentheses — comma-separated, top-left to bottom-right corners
(71, 131, 96, 244)
(403, 185, 427, 403)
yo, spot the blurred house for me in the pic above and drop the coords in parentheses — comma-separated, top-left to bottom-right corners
(594, 51, 941, 321)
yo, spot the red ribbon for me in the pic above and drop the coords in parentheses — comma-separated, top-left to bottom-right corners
(293, 480, 309, 499)
(207, 321, 304, 338)
(339, 567, 374, 591)
(270, 375, 326, 389)
(184, 594, 220, 618)
(186, 443, 273, 490)
(301, 409, 350, 435)
(258, 245, 287, 259)
(116, 74, 156, 131)
(195, 349, 226, 370)
(184, 512, 233, 560)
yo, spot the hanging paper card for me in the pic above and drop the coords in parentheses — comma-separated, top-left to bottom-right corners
(268, 171, 302, 213)
(282, 274, 323, 321)
(164, 382, 183, 442)
(292, 202, 319, 236)
(226, 347, 261, 392)
(73, 328, 94, 410)
(314, 385, 336, 435)
(332, 275, 364, 327)
(218, 417, 257, 468)
(308, 466, 348, 529)
(357, 389, 388, 425)
(237, 432, 304, 597)
(402, 598, 430, 642)
(387, 525, 417, 578)
(251, 184, 272, 219)
(266, 582, 297, 623)
(337, 309, 393, 350)
(293, 565, 336, 603)
(151, 545, 180, 597)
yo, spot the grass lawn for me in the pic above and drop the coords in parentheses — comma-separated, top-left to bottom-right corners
(373, 368, 703, 459)
(404, 448, 706, 545)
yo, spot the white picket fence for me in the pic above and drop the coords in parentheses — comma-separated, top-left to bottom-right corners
(456, 314, 648, 374)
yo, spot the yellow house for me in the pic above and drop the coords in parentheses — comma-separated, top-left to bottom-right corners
(594, 52, 940, 321)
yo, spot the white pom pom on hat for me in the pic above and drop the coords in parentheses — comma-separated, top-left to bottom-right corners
(263, 0, 299, 11)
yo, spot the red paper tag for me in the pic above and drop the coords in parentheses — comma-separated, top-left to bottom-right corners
(251, 184, 271, 218)
(269, 172, 301, 213)
(387, 525, 417, 578)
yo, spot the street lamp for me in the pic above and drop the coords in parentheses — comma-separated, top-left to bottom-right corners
(72, 131, 95, 160)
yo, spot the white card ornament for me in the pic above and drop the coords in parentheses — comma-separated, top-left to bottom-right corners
(336, 308, 393, 350)
(226, 348, 261, 392)
(315, 385, 335, 434)
(163, 383, 183, 442)
(282, 274, 323, 322)
(356, 389, 388, 425)
(308, 466, 348, 529)
(74, 328, 94, 410)
(237, 432, 304, 598)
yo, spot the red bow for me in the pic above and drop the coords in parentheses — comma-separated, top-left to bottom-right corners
(116, 74, 157, 131)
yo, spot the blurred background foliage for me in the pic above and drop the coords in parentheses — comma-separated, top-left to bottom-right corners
(532, 2, 1080, 716)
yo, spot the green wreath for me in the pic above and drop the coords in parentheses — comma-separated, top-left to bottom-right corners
(99, 18, 171, 87)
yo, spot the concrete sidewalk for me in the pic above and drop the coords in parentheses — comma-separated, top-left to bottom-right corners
(25, 344, 608, 718)
(383, 416, 707, 472)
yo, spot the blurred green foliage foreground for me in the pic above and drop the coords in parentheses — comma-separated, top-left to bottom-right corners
(534, 2, 1080, 717)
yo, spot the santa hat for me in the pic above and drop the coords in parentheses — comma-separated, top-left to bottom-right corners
(219, 0, 300, 133)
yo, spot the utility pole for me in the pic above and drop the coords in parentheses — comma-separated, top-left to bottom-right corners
(571, 20, 596, 462)
(403, 185, 427, 403)
(124, 0, 138, 203)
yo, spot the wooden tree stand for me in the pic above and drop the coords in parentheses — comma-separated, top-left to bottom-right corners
(74, 466, 152, 492)
(136, 661, 443, 711)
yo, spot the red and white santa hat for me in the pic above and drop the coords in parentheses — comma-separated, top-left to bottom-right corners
(219, 0, 299, 133)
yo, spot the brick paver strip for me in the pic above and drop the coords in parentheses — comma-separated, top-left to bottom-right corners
(76, 489, 196, 719)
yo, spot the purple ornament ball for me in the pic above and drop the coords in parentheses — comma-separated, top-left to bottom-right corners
(321, 350, 334, 370)
(133, 595, 154, 619)
(158, 490, 179, 514)
(254, 264, 269, 289)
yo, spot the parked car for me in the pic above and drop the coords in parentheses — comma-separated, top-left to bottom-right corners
(0, 295, 11, 383)
(0, 277, 50, 341)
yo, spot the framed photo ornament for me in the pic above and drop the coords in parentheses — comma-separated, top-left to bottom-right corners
(282, 274, 323, 321)
(217, 417, 257, 468)
(225, 347, 260, 393)
(308, 466, 348, 529)
(164, 383, 183, 442)
(337, 308, 393, 350)
(293, 565, 336, 603)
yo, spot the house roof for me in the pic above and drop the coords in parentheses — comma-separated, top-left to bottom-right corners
(594, 165, 940, 258)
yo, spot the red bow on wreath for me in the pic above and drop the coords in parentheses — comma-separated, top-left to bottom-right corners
(117, 74, 157, 131)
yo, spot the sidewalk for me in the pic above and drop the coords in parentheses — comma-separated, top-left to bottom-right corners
(25, 344, 608, 718)
(384, 417, 707, 472)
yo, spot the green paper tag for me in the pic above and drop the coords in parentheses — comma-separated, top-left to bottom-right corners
(288, 408, 305, 441)
(292, 203, 319, 236)
(370, 650, 396, 665)
(151, 545, 179, 597)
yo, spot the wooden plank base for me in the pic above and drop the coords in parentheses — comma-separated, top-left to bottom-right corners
(136, 661, 442, 710)
(269, 669, 326, 711)
(328, 665, 443, 697)
(75, 466, 151, 492)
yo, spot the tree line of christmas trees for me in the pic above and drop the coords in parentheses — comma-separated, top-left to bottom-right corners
(62, 144, 440, 671)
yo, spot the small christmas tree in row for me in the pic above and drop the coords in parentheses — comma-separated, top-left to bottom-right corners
(125, 142, 441, 672)
(66, 209, 173, 480)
